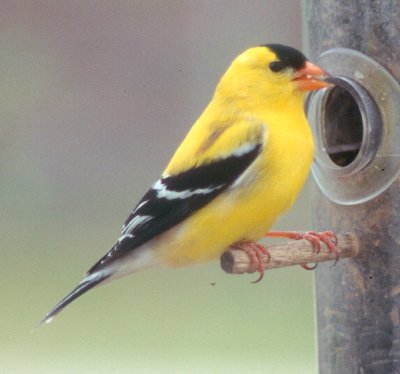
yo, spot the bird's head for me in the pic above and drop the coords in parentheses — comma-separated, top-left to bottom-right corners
(216, 44, 330, 107)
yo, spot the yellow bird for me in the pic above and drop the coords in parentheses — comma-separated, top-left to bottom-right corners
(41, 44, 331, 324)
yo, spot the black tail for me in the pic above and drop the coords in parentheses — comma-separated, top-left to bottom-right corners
(39, 272, 110, 326)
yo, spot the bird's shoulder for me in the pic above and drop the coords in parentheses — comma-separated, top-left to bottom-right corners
(165, 112, 268, 176)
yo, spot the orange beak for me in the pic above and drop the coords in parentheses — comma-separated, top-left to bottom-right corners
(293, 61, 332, 91)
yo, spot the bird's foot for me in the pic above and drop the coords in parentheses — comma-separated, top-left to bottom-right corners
(265, 230, 338, 269)
(231, 241, 270, 283)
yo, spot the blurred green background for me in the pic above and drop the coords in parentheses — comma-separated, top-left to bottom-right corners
(1, 1, 317, 373)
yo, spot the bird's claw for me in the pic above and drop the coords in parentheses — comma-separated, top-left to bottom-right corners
(232, 241, 270, 283)
(300, 262, 317, 270)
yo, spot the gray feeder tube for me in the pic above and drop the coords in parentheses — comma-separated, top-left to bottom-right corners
(304, 1, 400, 373)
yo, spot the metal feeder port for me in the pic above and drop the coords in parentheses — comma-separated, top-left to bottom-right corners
(306, 48, 400, 205)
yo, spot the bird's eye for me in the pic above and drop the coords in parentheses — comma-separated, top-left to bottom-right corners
(269, 61, 284, 73)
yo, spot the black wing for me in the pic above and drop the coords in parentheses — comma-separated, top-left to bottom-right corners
(88, 142, 262, 274)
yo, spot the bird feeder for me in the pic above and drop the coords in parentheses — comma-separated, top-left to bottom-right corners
(304, 1, 400, 372)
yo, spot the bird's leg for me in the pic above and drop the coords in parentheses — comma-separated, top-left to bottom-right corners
(231, 241, 270, 283)
(265, 230, 338, 270)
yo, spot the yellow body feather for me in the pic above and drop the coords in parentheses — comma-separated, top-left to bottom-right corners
(157, 47, 314, 266)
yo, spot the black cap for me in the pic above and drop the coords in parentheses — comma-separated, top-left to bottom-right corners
(264, 44, 307, 70)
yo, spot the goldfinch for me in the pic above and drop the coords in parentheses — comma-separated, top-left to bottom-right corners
(41, 44, 331, 324)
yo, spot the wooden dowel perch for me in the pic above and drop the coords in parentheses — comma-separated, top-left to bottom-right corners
(220, 233, 360, 275)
